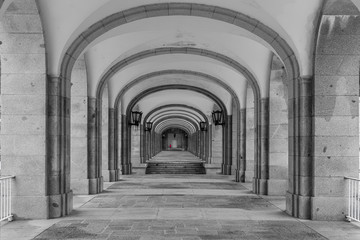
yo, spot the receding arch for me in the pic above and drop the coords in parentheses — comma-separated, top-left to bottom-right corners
(60, 2, 299, 85)
(114, 69, 241, 111)
(143, 104, 209, 125)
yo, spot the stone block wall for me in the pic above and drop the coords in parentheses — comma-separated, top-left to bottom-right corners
(101, 86, 109, 180)
(70, 57, 88, 194)
(211, 124, 222, 166)
(131, 126, 141, 166)
(312, 14, 360, 220)
(0, 0, 48, 218)
(232, 104, 238, 175)
(268, 55, 288, 195)
(245, 86, 255, 182)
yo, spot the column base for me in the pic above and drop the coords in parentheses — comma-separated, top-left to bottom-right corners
(235, 169, 240, 182)
(88, 177, 103, 194)
(122, 164, 132, 175)
(222, 164, 232, 175)
(259, 179, 268, 195)
(109, 169, 121, 182)
(286, 191, 311, 219)
(240, 170, 245, 183)
(49, 190, 73, 218)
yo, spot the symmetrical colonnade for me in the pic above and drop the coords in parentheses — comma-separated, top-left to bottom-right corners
(0, 0, 359, 222)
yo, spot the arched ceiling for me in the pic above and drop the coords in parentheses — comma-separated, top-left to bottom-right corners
(135, 89, 220, 118)
(3, 0, 326, 131)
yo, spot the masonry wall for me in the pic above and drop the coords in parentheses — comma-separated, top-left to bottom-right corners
(268, 55, 288, 195)
(101, 86, 109, 181)
(232, 104, 238, 175)
(0, 0, 48, 218)
(311, 13, 360, 220)
(70, 57, 88, 194)
(245, 86, 255, 182)
(131, 126, 141, 167)
(211, 124, 222, 166)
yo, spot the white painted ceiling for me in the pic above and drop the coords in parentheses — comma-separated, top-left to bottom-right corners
(4, 0, 329, 133)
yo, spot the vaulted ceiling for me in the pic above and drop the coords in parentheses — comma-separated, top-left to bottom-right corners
(10, 0, 354, 133)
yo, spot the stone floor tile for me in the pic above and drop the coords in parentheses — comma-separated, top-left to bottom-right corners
(1, 174, 359, 240)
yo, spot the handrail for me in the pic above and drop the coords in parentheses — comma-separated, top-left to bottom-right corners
(0, 175, 15, 222)
(0, 175, 15, 181)
(345, 176, 360, 222)
(344, 176, 360, 181)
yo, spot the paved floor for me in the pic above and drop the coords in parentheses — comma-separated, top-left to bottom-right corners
(1, 174, 360, 240)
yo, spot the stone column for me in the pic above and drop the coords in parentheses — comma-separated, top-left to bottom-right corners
(121, 115, 131, 174)
(87, 98, 102, 193)
(208, 125, 212, 163)
(222, 115, 232, 175)
(240, 109, 247, 182)
(259, 98, 270, 194)
(46, 76, 72, 217)
(108, 108, 118, 181)
(236, 109, 247, 182)
(205, 128, 209, 163)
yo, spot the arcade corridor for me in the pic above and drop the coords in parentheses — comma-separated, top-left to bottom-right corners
(2, 1, 360, 238)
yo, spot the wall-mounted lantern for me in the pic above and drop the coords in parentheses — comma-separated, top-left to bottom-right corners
(199, 121, 207, 131)
(144, 122, 153, 131)
(129, 111, 142, 126)
(212, 110, 225, 125)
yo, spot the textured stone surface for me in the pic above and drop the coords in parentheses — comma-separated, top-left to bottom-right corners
(71, 58, 89, 194)
(28, 174, 358, 240)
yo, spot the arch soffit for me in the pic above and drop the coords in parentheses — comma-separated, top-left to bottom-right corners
(149, 112, 203, 125)
(114, 70, 241, 112)
(61, 3, 299, 100)
(125, 85, 228, 123)
(156, 123, 196, 135)
(155, 119, 196, 134)
(143, 104, 209, 125)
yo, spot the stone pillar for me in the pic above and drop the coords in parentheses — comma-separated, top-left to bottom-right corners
(268, 55, 288, 195)
(108, 108, 118, 181)
(237, 109, 246, 182)
(70, 58, 88, 194)
(259, 98, 270, 194)
(114, 110, 121, 178)
(246, 87, 255, 182)
(121, 115, 131, 174)
(208, 125, 212, 163)
(46, 76, 72, 217)
(87, 98, 102, 193)
(205, 128, 209, 163)
(222, 115, 232, 175)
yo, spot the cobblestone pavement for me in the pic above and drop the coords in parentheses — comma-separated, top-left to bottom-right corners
(28, 174, 360, 240)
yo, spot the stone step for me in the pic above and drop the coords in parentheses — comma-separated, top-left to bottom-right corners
(146, 161, 206, 174)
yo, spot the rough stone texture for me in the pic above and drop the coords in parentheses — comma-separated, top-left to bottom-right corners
(211, 125, 222, 167)
(310, 14, 360, 220)
(131, 127, 141, 167)
(0, 0, 48, 219)
(30, 175, 351, 240)
(231, 104, 238, 176)
(101, 86, 109, 181)
(70, 57, 88, 194)
(268, 55, 288, 195)
(245, 87, 255, 182)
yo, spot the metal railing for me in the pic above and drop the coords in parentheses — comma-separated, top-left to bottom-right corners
(345, 177, 360, 222)
(0, 175, 15, 222)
